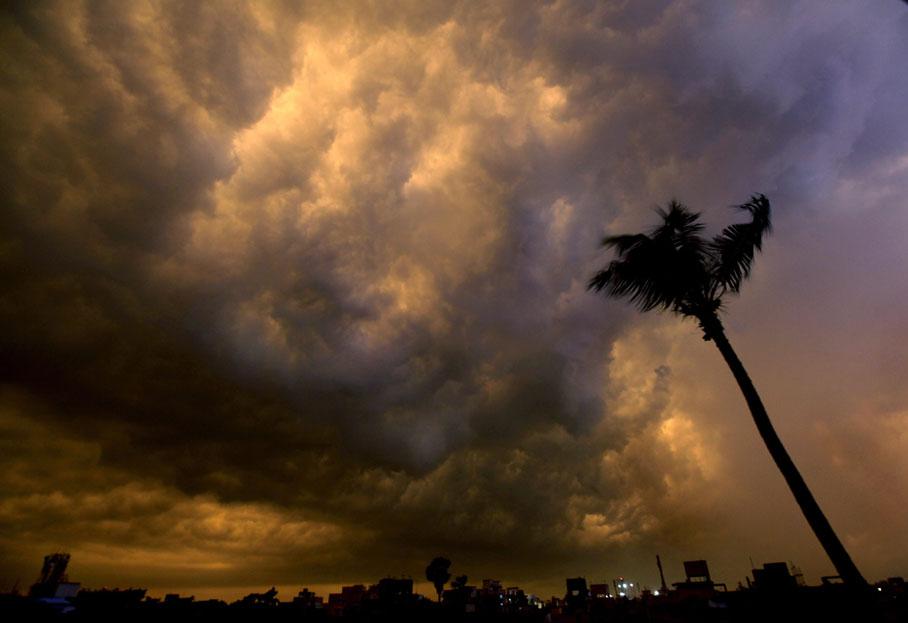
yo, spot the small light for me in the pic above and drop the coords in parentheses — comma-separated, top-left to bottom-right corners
(877, 587, 883, 592)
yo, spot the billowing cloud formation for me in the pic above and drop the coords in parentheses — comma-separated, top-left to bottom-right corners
(2, 0, 907, 598)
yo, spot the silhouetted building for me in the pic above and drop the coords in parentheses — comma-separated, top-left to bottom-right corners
(589, 582, 611, 600)
(546, 595, 566, 618)
(375, 577, 413, 604)
(566, 577, 588, 598)
(292, 587, 324, 609)
(752, 562, 798, 592)
(442, 583, 479, 614)
(163, 593, 194, 606)
(565, 577, 589, 611)
(29, 553, 80, 599)
(482, 578, 502, 592)
(503, 586, 528, 612)
(684, 560, 711, 583)
(328, 583, 366, 616)
(613, 576, 639, 599)
(672, 559, 727, 599)
(477, 579, 505, 612)
(875, 576, 906, 604)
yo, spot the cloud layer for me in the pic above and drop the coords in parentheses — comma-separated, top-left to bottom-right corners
(2, 0, 907, 597)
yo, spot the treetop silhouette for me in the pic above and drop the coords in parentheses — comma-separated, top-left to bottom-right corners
(589, 195, 770, 334)
(425, 557, 452, 602)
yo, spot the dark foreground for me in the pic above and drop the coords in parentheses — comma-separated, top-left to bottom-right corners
(2, 584, 905, 623)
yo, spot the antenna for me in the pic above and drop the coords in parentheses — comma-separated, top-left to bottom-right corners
(656, 555, 667, 592)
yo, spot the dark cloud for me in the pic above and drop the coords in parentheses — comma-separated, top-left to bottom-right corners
(1, 0, 907, 598)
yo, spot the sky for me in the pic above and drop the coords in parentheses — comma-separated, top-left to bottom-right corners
(2, 0, 908, 601)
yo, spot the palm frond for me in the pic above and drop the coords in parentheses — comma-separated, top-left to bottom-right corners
(708, 194, 772, 293)
(594, 253, 676, 311)
(601, 233, 650, 254)
(656, 200, 705, 241)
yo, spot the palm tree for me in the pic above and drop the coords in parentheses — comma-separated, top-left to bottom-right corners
(425, 556, 452, 602)
(588, 195, 866, 587)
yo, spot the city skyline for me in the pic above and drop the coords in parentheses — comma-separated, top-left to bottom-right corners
(14, 551, 899, 622)
(2, 1, 908, 601)
(12, 549, 890, 604)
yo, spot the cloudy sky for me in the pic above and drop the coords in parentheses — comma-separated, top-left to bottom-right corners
(2, 0, 908, 600)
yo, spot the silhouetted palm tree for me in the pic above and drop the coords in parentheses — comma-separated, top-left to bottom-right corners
(425, 556, 451, 602)
(588, 195, 866, 587)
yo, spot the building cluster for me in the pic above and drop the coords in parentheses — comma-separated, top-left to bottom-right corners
(1, 553, 905, 622)
(439, 577, 545, 615)
(316, 577, 416, 616)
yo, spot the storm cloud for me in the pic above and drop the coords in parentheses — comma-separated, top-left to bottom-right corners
(2, 0, 907, 598)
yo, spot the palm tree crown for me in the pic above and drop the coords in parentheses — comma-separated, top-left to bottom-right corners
(588, 194, 771, 334)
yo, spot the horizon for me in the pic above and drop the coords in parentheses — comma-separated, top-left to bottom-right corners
(2, 0, 907, 602)
(11, 551, 896, 604)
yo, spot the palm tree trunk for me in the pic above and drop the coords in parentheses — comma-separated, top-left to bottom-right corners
(701, 316, 866, 587)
